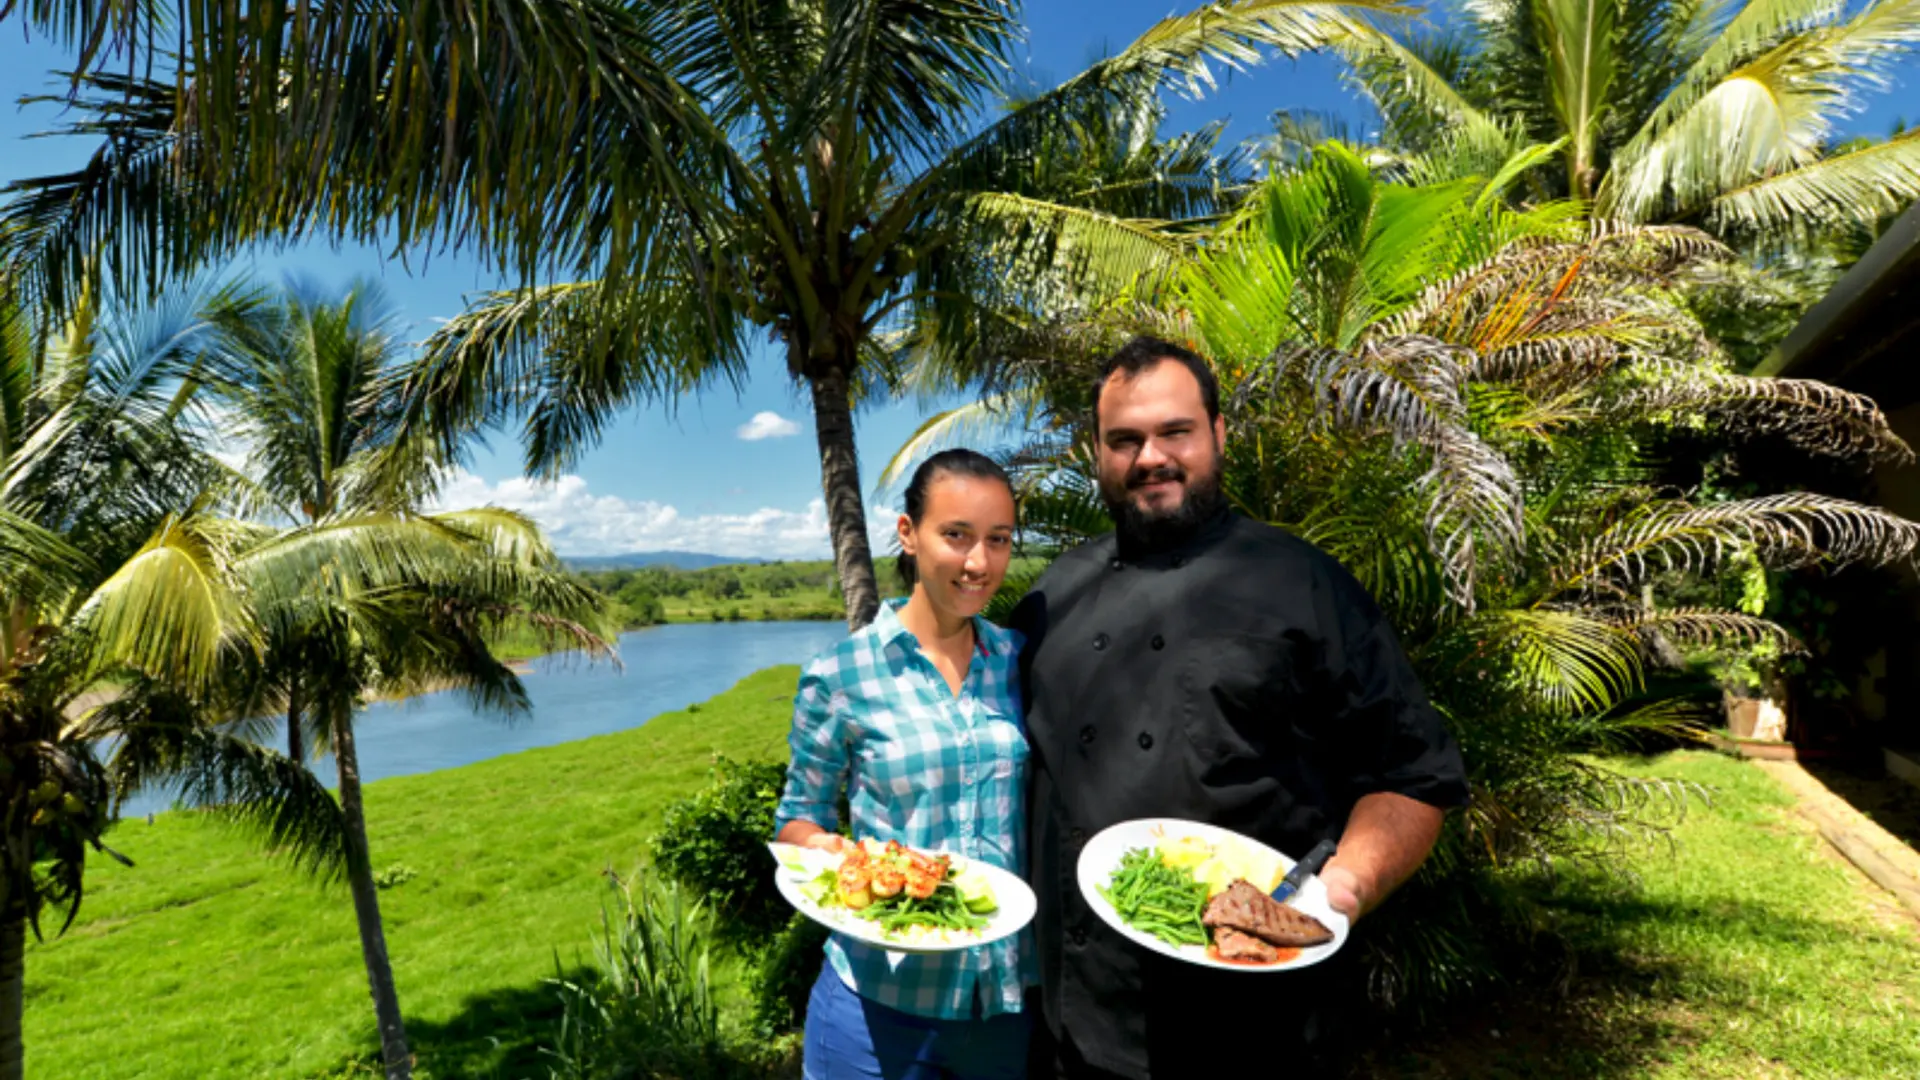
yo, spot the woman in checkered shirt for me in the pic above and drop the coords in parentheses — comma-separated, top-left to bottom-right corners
(774, 449, 1033, 1080)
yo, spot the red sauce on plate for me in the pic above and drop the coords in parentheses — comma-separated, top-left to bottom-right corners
(1205, 942, 1302, 966)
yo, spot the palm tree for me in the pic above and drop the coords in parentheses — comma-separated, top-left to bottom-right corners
(0, 276, 324, 1080)
(0, 0, 1407, 629)
(907, 145, 1920, 1004)
(119, 282, 616, 1080)
(1332, 0, 1920, 232)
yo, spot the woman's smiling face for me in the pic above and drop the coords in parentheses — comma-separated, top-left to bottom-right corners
(899, 472, 1017, 620)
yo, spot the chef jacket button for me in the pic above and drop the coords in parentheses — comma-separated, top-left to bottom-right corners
(1138, 732, 1154, 750)
(1079, 725, 1096, 744)
(1092, 633, 1109, 651)
(1150, 634, 1165, 650)
(1072, 928, 1089, 947)
(1070, 827, 1087, 845)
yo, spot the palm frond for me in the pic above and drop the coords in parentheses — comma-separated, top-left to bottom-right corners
(400, 280, 745, 478)
(1596, 605, 1804, 653)
(1618, 370, 1914, 461)
(961, 192, 1194, 306)
(1603, 0, 1920, 222)
(1708, 126, 1920, 229)
(1331, 23, 1503, 147)
(874, 391, 1038, 492)
(1272, 338, 1525, 606)
(1455, 608, 1644, 716)
(95, 685, 347, 880)
(1549, 493, 1920, 595)
(70, 513, 252, 691)
(1626, 0, 1839, 152)
(942, 0, 1413, 193)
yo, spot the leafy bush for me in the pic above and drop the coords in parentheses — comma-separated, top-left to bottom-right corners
(651, 758, 790, 939)
(748, 915, 831, 1038)
(651, 758, 844, 1039)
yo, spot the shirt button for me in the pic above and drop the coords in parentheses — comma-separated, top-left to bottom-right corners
(1072, 928, 1089, 946)
(1079, 725, 1096, 745)
(1092, 633, 1109, 651)
(1108, 557, 1123, 571)
(1150, 634, 1165, 650)
(1070, 827, 1087, 845)
(1138, 732, 1154, 750)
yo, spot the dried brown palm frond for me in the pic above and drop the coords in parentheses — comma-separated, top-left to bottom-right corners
(1615, 371, 1915, 463)
(1593, 606, 1805, 654)
(1580, 220, 1729, 266)
(1269, 337, 1524, 606)
(1379, 229, 1720, 352)
(1548, 494, 1920, 597)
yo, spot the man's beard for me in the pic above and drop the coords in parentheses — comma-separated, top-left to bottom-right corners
(1100, 458, 1227, 552)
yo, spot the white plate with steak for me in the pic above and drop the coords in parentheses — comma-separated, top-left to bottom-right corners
(1077, 819, 1349, 972)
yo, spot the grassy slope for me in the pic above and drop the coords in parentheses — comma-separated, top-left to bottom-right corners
(27, 667, 803, 1080)
(29, 690, 1920, 1079)
(1370, 751, 1920, 1079)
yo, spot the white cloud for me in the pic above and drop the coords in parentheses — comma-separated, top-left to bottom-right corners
(736, 411, 802, 441)
(429, 469, 894, 560)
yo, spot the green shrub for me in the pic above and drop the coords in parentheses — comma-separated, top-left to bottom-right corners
(749, 915, 831, 1037)
(651, 758, 845, 1039)
(650, 758, 790, 939)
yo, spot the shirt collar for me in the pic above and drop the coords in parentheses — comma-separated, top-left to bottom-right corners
(873, 596, 1014, 658)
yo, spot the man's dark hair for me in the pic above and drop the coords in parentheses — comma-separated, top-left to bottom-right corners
(1091, 336, 1221, 426)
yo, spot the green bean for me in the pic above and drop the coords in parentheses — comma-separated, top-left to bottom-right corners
(1101, 847, 1210, 949)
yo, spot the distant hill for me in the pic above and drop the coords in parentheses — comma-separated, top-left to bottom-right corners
(562, 551, 766, 571)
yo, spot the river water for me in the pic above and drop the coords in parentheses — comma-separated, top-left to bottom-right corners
(119, 620, 849, 818)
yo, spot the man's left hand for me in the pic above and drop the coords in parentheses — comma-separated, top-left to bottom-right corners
(1320, 864, 1364, 921)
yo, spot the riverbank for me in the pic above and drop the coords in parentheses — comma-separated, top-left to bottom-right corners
(30, 666, 804, 1079)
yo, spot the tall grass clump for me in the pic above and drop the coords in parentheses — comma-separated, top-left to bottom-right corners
(545, 874, 756, 1080)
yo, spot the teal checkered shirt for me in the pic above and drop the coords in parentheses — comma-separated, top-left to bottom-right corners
(774, 599, 1034, 1019)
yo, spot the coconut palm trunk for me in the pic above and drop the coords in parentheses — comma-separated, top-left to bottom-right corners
(0, 914, 23, 1080)
(286, 677, 304, 766)
(331, 712, 411, 1079)
(808, 361, 881, 630)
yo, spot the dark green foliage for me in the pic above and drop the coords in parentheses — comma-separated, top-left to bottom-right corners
(747, 915, 832, 1038)
(650, 758, 791, 940)
(979, 158, 1919, 1014)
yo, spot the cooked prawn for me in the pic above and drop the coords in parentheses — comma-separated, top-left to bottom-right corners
(903, 865, 940, 899)
(836, 861, 874, 910)
(871, 864, 906, 897)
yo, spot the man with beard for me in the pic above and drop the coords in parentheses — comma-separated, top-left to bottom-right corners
(1010, 336, 1469, 1078)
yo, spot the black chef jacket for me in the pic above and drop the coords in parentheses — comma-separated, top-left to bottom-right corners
(1010, 510, 1469, 1079)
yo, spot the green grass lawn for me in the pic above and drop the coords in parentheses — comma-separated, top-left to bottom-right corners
(27, 667, 804, 1080)
(1366, 751, 1920, 1079)
(31, 681, 1920, 1079)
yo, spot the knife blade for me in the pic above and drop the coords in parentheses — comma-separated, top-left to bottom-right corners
(1270, 838, 1337, 905)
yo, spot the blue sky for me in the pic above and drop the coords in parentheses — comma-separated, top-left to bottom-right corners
(1, 6, 1914, 558)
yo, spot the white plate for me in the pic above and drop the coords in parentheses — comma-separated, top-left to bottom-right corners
(1076, 819, 1349, 973)
(768, 842, 1036, 954)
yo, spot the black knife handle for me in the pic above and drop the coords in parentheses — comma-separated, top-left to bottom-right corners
(1285, 838, 1338, 889)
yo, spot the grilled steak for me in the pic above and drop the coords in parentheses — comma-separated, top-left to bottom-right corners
(1212, 926, 1281, 963)
(1202, 879, 1335, 948)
